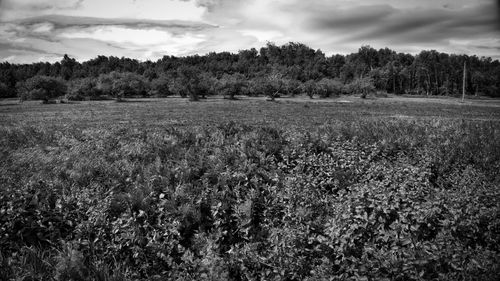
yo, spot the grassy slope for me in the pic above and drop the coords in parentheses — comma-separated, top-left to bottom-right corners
(0, 96, 499, 280)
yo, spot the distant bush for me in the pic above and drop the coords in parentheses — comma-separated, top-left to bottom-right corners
(196, 72, 218, 98)
(98, 72, 150, 100)
(217, 73, 246, 99)
(248, 72, 284, 100)
(17, 75, 67, 103)
(150, 75, 172, 97)
(316, 78, 344, 98)
(168, 77, 189, 98)
(0, 82, 13, 98)
(300, 79, 344, 98)
(67, 78, 102, 100)
(301, 80, 317, 98)
(169, 66, 216, 101)
(281, 79, 302, 96)
(345, 77, 375, 98)
(246, 77, 266, 96)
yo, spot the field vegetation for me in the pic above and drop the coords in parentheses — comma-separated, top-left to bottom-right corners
(0, 97, 499, 280)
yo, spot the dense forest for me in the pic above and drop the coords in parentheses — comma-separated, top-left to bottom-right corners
(1, 42, 499, 101)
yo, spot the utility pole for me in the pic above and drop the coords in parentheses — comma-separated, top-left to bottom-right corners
(462, 61, 466, 102)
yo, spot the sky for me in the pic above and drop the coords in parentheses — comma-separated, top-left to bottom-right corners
(0, 0, 499, 63)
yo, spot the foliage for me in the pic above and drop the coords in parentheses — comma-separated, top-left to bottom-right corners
(281, 79, 302, 96)
(301, 80, 317, 98)
(262, 72, 284, 101)
(218, 73, 246, 99)
(0, 109, 499, 280)
(150, 75, 172, 97)
(0, 82, 12, 98)
(98, 72, 149, 100)
(345, 77, 376, 98)
(2, 43, 500, 99)
(316, 78, 344, 98)
(67, 77, 103, 100)
(16, 75, 67, 102)
(171, 66, 215, 101)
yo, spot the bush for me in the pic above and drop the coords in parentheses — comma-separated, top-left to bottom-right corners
(196, 72, 218, 98)
(217, 73, 246, 99)
(67, 78, 102, 100)
(316, 78, 344, 98)
(168, 77, 189, 98)
(246, 77, 266, 96)
(150, 75, 172, 97)
(344, 77, 375, 98)
(98, 72, 150, 100)
(17, 76, 67, 102)
(170, 66, 216, 101)
(0, 82, 13, 98)
(301, 80, 317, 98)
(281, 79, 302, 96)
(246, 73, 284, 100)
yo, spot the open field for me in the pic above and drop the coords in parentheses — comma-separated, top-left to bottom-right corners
(1, 95, 499, 128)
(1, 96, 499, 280)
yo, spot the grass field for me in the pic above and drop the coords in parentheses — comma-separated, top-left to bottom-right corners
(1, 96, 499, 280)
(1, 95, 499, 128)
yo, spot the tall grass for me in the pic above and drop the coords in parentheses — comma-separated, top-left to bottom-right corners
(0, 118, 499, 280)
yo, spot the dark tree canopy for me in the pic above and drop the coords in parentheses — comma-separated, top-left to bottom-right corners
(1, 42, 499, 100)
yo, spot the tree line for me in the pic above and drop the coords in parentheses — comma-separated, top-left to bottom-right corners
(1, 42, 499, 101)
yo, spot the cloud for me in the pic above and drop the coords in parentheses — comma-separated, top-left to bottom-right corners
(0, 14, 216, 62)
(6, 14, 215, 31)
(0, 0, 83, 11)
(0, 0, 499, 63)
(0, 0, 84, 21)
(0, 0, 206, 21)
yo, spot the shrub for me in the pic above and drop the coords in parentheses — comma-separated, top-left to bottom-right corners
(67, 78, 102, 100)
(246, 73, 285, 100)
(281, 79, 302, 96)
(150, 75, 172, 97)
(196, 72, 218, 99)
(301, 80, 317, 98)
(246, 77, 266, 96)
(217, 73, 246, 99)
(0, 82, 13, 98)
(316, 78, 344, 98)
(17, 75, 67, 102)
(171, 66, 215, 101)
(168, 77, 189, 98)
(98, 72, 150, 100)
(344, 77, 375, 98)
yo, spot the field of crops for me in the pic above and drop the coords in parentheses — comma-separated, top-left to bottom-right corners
(1, 96, 499, 280)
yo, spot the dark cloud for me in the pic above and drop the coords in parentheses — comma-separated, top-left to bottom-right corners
(306, 4, 396, 30)
(6, 14, 216, 32)
(0, 0, 84, 11)
(350, 2, 498, 43)
(0, 42, 56, 55)
(476, 45, 500, 50)
(0, 40, 67, 60)
(495, 0, 500, 29)
(296, 0, 498, 50)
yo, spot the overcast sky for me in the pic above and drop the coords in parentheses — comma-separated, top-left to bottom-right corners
(0, 0, 499, 63)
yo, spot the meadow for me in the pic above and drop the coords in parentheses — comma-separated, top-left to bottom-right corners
(1, 96, 499, 280)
